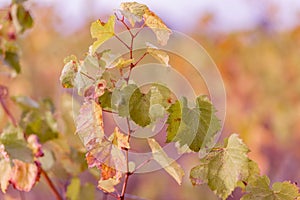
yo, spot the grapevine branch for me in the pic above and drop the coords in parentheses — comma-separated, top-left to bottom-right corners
(0, 85, 17, 127)
(41, 169, 63, 200)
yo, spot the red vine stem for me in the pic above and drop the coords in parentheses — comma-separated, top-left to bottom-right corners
(0, 85, 17, 127)
(41, 169, 63, 200)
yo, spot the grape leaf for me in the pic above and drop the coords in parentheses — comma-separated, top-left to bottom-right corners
(129, 87, 151, 127)
(16, 97, 59, 143)
(119, 2, 171, 45)
(190, 134, 253, 200)
(148, 138, 184, 185)
(241, 176, 300, 200)
(98, 178, 120, 193)
(111, 127, 130, 149)
(10, 160, 38, 192)
(166, 96, 221, 152)
(60, 60, 78, 88)
(120, 2, 148, 26)
(146, 42, 169, 66)
(90, 15, 116, 53)
(0, 125, 33, 162)
(112, 84, 138, 117)
(113, 57, 134, 69)
(3, 51, 21, 74)
(143, 9, 172, 46)
(0, 145, 11, 193)
(76, 100, 104, 150)
(98, 89, 112, 110)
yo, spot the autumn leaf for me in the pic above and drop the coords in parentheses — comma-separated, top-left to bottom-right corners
(146, 42, 169, 66)
(10, 160, 38, 192)
(148, 138, 185, 185)
(119, 2, 172, 45)
(120, 2, 148, 26)
(90, 15, 116, 53)
(143, 9, 172, 46)
(60, 60, 78, 88)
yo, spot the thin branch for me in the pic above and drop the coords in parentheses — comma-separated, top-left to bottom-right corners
(80, 71, 95, 81)
(102, 109, 118, 114)
(19, 191, 25, 200)
(133, 23, 146, 38)
(114, 34, 130, 50)
(132, 158, 153, 173)
(0, 85, 17, 127)
(41, 169, 63, 200)
(133, 52, 149, 67)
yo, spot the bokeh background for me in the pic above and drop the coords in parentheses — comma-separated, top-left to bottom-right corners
(1, 0, 300, 199)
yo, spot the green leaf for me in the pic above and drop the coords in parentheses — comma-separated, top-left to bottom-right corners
(18, 98, 59, 143)
(0, 125, 33, 162)
(241, 176, 300, 200)
(4, 51, 21, 74)
(129, 87, 151, 127)
(90, 15, 116, 53)
(112, 84, 138, 117)
(148, 138, 185, 185)
(98, 89, 112, 110)
(166, 98, 199, 149)
(60, 60, 78, 88)
(190, 134, 252, 200)
(120, 2, 148, 26)
(166, 96, 221, 152)
(11, 3, 33, 34)
(146, 42, 169, 66)
(66, 177, 80, 200)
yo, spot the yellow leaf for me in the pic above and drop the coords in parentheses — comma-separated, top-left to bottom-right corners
(143, 10, 172, 46)
(90, 15, 116, 53)
(111, 127, 130, 149)
(113, 58, 134, 69)
(146, 42, 169, 66)
(147, 138, 185, 185)
(98, 178, 120, 193)
(10, 160, 38, 192)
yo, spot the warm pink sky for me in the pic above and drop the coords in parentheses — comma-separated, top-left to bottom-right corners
(1, 0, 300, 34)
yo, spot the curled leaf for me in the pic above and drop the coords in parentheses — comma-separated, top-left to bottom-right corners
(146, 42, 169, 66)
(148, 138, 184, 185)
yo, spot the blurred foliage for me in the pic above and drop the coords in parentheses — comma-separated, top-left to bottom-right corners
(1, 1, 300, 200)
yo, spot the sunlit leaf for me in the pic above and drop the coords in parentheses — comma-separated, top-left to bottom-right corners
(90, 15, 116, 53)
(190, 134, 253, 200)
(76, 100, 104, 150)
(10, 160, 38, 192)
(120, 2, 148, 26)
(241, 176, 300, 200)
(146, 42, 169, 66)
(98, 178, 120, 193)
(143, 10, 172, 46)
(0, 145, 11, 193)
(111, 127, 130, 149)
(148, 138, 185, 185)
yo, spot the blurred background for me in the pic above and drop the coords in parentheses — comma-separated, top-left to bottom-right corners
(1, 0, 300, 199)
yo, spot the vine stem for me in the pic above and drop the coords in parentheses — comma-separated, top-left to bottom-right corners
(40, 169, 63, 200)
(0, 85, 17, 127)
